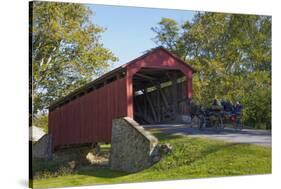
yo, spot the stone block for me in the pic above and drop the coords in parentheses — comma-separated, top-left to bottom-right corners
(110, 117, 158, 173)
(32, 134, 52, 159)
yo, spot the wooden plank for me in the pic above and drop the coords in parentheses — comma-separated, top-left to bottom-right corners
(135, 73, 158, 81)
(144, 93, 147, 119)
(157, 87, 161, 122)
(171, 73, 178, 114)
(143, 89, 157, 122)
(157, 84, 169, 109)
(134, 96, 143, 116)
(134, 112, 153, 124)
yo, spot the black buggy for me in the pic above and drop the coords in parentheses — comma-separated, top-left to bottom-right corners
(191, 100, 243, 130)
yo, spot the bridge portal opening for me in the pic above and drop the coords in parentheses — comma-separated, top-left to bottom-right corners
(132, 68, 191, 124)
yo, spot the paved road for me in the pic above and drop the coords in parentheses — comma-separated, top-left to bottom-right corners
(142, 124, 272, 147)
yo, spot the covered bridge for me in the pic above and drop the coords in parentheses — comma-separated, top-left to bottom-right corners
(49, 47, 194, 150)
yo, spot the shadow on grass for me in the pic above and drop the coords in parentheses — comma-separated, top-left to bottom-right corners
(153, 132, 184, 140)
(77, 167, 131, 179)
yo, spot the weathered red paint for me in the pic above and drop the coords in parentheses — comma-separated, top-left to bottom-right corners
(49, 47, 194, 149)
(49, 78, 127, 148)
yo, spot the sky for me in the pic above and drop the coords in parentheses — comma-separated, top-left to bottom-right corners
(87, 4, 196, 69)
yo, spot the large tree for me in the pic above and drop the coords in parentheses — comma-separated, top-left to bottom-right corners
(31, 2, 118, 115)
(152, 13, 271, 129)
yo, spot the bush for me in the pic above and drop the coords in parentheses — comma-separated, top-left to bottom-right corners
(242, 88, 271, 130)
(241, 72, 271, 130)
(32, 114, 48, 133)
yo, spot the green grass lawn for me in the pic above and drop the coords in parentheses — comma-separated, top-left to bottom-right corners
(32, 133, 271, 188)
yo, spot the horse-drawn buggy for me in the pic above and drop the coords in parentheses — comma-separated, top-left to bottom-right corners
(190, 99, 243, 130)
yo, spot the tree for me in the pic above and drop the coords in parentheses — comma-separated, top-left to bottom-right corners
(152, 13, 271, 129)
(31, 2, 118, 116)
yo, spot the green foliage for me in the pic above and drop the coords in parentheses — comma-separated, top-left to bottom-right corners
(31, 2, 118, 115)
(152, 13, 271, 129)
(241, 71, 272, 129)
(32, 134, 271, 188)
(32, 114, 48, 133)
(151, 18, 180, 55)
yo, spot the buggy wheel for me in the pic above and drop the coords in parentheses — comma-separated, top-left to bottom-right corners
(218, 116, 224, 129)
(198, 116, 205, 130)
(232, 119, 239, 130)
(237, 120, 243, 130)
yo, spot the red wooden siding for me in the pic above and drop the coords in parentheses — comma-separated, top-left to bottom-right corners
(49, 47, 194, 150)
(49, 78, 127, 148)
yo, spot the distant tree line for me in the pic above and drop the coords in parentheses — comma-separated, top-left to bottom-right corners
(152, 13, 271, 129)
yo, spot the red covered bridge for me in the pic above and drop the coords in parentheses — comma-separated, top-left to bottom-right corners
(48, 47, 194, 150)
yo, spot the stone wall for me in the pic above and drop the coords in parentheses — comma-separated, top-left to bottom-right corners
(110, 117, 159, 173)
(32, 134, 52, 159)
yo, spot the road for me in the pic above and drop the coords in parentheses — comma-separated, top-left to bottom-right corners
(142, 124, 272, 147)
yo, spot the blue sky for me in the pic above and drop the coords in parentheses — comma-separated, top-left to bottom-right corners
(87, 4, 196, 69)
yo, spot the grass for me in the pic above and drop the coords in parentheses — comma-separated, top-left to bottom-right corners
(32, 133, 271, 188)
